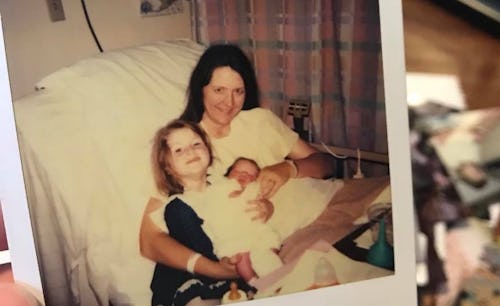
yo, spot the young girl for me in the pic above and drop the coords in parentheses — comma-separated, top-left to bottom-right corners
(149, 120, 282, 306)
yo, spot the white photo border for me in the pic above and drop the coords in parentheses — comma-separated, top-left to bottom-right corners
(0, 15, 43, 290)
(0, 0, 417, 304)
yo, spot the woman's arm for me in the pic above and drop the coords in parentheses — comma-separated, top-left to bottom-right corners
(257, 138, 336, 198)
(288, 138, 337, 179)
(139, 197, 239, 279)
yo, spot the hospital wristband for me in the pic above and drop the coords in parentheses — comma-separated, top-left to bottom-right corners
(285, 159, 298, 178)
(186, 252, 201, 274)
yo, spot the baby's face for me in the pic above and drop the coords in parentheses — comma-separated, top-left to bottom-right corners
(228, 159, 259, 188)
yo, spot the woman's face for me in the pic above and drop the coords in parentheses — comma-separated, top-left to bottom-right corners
(165, 127, 210, 180)
(202, 66, 245, 129)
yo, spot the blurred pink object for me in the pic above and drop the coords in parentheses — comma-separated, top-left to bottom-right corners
(0, 284, 38, 306)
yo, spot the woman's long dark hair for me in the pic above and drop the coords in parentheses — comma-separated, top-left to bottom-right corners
(180, 44, 260, 122)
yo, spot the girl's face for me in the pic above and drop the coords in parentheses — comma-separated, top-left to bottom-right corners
(202, 66, 245, 129)
(165, 127, 210, 180)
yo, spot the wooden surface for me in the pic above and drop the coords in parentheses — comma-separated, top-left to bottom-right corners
(403, 0, 500, 110)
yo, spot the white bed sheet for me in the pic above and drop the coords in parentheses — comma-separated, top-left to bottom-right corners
(14, 40, 205, 306)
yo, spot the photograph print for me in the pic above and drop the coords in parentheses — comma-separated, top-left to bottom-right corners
(0, 1, 416, 306)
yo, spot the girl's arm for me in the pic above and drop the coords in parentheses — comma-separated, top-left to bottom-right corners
(257, 138, 336, 198)
(139, 197, 239, 279)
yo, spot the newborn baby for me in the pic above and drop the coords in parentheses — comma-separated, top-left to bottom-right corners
(178, 157, 283, 281)
(225, 157, 260, 195)
(223, 157, 342, 280)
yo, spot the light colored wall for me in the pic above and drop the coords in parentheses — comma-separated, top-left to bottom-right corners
(0, 0, 192, 100)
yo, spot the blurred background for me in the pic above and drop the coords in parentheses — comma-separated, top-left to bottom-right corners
(403, 0, 500, 305)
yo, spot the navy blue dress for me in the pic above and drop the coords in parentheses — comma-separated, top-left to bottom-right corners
(150, 197, 249, 306)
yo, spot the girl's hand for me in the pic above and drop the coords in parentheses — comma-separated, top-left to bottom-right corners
(257, 161, 295, 199)
(246, 198, 274, 222)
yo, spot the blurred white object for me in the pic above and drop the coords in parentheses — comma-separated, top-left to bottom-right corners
(0, 250, 10, 265)
(415, 232, 429, 286)
(406, 72, 466, 110)
(489, 202, 500, 228)
(434, 222, 447, 260)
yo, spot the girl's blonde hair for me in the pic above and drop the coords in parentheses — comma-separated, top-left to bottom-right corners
(151, 119, 213, 196)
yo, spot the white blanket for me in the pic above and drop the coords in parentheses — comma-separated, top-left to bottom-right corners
(150, 177, 342, 278)
(268, 178, 344, 240)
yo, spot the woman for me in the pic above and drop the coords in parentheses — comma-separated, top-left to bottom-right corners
(140, 44, 337, 305)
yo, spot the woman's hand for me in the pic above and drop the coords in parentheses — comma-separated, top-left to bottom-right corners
(215, 257, 240, 279)
(233, 252, 256, 282)
(246, 198, 274, 222)
(257, 161, 296, 199)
